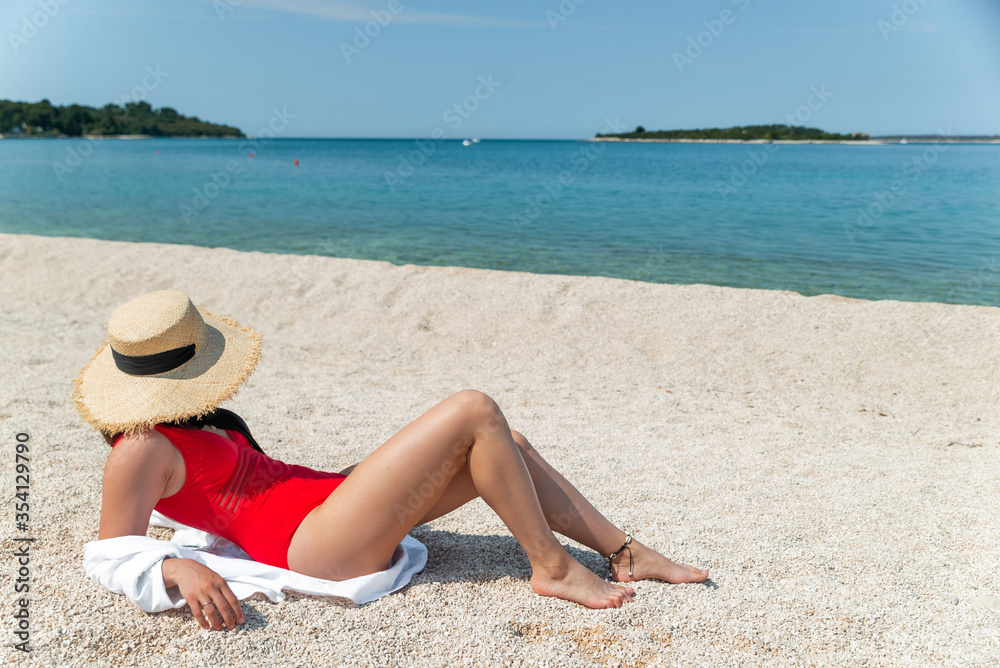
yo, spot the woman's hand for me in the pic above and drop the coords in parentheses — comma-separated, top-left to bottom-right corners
(162, 558, 245, 631)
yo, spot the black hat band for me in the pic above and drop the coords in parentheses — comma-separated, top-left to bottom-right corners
(111, 344, 196, 376)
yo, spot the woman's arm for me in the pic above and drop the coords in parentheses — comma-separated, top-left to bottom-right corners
(98, 430, 174, 540)
(97, 430, 243, 630)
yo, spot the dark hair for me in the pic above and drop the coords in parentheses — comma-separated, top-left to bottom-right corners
(102, 408, 265, 454)
(101, 418, 202, 448)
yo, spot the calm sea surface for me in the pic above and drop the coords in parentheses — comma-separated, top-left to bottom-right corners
(1, 138, 998, 305)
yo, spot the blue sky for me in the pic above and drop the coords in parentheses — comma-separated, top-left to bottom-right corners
(1, 0, 998, 138)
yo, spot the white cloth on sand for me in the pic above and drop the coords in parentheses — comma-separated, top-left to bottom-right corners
(83, 511, 427, 613)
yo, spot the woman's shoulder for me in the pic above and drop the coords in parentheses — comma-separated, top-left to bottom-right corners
(107, 426, 180, 459)
(104, 427, 178, 477)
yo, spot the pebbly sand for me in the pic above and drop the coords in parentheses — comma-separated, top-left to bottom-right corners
(1, 232, 999, 667)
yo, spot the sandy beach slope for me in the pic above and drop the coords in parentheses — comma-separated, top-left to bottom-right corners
(1, 232, 998, 667)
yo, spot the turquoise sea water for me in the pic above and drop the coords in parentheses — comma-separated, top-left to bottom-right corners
(1, 138, 998, 305)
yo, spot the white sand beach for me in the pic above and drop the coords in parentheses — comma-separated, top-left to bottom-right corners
(2, 232, 999, 667)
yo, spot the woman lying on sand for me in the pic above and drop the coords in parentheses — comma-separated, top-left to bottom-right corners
(75, 291, 708, 631)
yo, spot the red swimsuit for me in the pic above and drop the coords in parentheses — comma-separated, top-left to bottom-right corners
(112, 425, 346, 569)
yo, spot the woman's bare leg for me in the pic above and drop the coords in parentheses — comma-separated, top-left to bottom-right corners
(419, 430, 709, 584)
(287, 390, 633, 609)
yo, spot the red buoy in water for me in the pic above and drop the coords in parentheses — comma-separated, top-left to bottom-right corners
(294, 159, 299, 166)
(155, 149, 161, 154)
(249, 152, 255, 158)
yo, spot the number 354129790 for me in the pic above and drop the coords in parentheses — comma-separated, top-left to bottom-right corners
(15, 434, 30, 521)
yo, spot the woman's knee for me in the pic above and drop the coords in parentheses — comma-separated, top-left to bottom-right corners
(447, 389, 505, 430)
(510, 429, 535, 454)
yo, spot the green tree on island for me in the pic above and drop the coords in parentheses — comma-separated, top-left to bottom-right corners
(0, 99, 244, 138)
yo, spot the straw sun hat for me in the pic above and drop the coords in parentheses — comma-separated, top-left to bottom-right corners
(73, 290, 261, 437)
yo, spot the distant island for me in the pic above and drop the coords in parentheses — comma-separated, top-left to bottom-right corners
(596, 125, 867, 142)
(0, 99, 244, 138)
(595, 125, 1000, 144)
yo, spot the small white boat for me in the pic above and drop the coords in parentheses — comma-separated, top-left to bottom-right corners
(899, 138, 908, 145)
(462, 139, 472, 146)
(471, 138, 481, 143)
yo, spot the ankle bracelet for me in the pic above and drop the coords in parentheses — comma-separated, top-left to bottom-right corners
(608, 534, 633, 579)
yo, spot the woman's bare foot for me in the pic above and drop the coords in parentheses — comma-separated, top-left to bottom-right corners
(530, 553, 634, 609)
(609, 538, 709, 584)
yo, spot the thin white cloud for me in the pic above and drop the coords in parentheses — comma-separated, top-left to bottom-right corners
(236, 0, 546, 27)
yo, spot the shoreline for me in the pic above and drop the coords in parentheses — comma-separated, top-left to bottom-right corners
(0, 230, 987, 308)
(3, 134, 997, 144)
(2, 231, 1000, 665)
